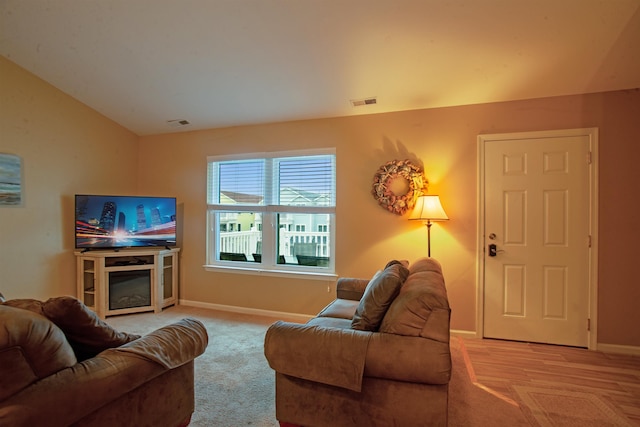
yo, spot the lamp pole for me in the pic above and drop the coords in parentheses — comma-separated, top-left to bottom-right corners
(426, 220, 433, 257)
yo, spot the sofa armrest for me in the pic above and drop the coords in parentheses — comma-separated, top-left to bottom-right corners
(0, 319, 208, 427)
(265, 321, 371, 392)
(336, 277, 369, 301)
(365, 333, 451, 385)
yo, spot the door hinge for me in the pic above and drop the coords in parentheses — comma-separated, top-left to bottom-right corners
(587, 318, 591, 331)
(588, 235, 592, 248)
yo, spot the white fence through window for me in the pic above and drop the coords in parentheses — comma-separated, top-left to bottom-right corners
(220, 230, 330, 263)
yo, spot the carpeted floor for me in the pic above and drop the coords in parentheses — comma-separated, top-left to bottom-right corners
(108, 305, 282, 427)
(106, 305, 635, 427)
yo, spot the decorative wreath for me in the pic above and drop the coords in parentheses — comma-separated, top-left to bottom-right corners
(372, 159, 428, 216)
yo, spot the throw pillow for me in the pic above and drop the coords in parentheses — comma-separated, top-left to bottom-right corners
(42, 296, 141, 360)
(351, 261, 410, 331)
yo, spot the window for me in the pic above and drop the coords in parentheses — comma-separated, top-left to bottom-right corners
(206, 149, 336, 276)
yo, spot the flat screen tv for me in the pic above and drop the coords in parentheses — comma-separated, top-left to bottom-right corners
(75, 194, 177, 250)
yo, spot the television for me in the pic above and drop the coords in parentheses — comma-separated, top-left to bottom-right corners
(75, 194, 177, 250)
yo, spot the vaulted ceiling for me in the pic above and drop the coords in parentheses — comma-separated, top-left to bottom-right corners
(2, 0, 639, 136)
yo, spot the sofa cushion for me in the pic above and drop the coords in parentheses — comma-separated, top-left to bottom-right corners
(3, 296, 140, 360)
(351, 261, 410, 331)
(0, 305, 77, 401)
(380, 257, 451, 342)
(335, 277, 370, 301)
(317, 298, 359, 320)
(307, 316, 353, 330)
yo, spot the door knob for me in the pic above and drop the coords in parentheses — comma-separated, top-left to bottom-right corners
(489, 243, 498, 257)
(488, 243, 505, 257)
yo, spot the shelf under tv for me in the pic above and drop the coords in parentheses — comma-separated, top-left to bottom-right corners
(74, 248, 180, 318)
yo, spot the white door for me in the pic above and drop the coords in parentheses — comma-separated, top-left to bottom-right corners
(480, 129, 596, 348)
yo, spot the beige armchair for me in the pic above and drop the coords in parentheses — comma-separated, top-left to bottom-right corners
(0, 296, 208, 427)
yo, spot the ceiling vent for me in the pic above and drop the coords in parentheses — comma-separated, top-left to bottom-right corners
(350, 97, 377, 107)
(166, 119, 191, 128)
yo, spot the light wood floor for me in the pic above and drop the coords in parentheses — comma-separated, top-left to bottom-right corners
(457, 337, 640, 425)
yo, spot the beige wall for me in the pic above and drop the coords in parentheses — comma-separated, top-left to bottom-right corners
(0, 56, 139, 299)
(139, 90, 640, 347)
(2, 55, 639, 347)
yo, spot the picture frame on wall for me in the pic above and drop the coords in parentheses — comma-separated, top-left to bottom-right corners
(0, 153, 22, 206)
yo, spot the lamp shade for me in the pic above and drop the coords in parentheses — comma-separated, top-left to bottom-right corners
(409, 195, 449, 221)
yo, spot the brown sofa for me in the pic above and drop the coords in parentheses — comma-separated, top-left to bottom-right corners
(264, 257, 452, 427)
(0, 296, 208, 427)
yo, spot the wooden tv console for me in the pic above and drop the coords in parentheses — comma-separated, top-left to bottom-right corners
(75, 248, 179, 318)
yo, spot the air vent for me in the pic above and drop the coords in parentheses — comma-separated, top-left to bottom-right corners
(350, 97, 377, 107)
(166, 119, 191, 128)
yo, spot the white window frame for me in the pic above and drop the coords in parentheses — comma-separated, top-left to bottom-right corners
(205, 148, 337, 280)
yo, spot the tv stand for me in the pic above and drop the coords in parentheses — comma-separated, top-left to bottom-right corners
(75, 248, 180, 318)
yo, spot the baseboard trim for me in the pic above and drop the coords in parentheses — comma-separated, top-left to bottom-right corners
(451, 330, 640, 355)
(597, 342, 640, 356)
(451, 329, 478, 338)
(179, 299, 313, 323)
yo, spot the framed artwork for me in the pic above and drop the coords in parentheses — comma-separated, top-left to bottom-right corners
(0, 153, 22, 206)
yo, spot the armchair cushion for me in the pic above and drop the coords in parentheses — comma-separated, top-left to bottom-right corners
(3, 296, 140, 360)
(351, 260, 409, 331)
(0, 305, 77, 401)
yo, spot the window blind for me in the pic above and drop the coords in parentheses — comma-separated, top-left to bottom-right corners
(209, 154, 335, 207)
(277, 155, 335, 207)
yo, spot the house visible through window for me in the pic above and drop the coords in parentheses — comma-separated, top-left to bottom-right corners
(206, 149, 336, 274)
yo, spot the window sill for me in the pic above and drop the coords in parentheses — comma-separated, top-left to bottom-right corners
(203, 264, 338, 281)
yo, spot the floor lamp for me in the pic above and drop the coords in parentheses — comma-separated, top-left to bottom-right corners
(409, 195, 449, 257)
